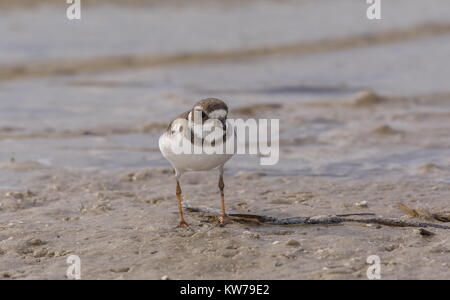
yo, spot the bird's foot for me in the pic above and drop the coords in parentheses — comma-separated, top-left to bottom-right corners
(218, 215, 231, 226)
(177, 220, 190, 228)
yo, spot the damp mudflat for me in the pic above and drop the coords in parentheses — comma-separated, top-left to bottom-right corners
(0, 0, 450, 279)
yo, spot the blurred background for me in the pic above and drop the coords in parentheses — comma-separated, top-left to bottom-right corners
(1, 0, 450, 184)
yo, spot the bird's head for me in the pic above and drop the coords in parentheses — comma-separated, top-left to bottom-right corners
(188, 98, 228, 131)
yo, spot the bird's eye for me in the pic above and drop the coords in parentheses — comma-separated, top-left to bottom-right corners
(179, 126, 183, 132)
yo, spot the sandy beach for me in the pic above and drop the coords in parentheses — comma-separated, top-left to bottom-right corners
(1, 0, 450, 280)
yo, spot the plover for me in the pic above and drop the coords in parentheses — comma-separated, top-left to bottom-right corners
(159, 98, 234, 227)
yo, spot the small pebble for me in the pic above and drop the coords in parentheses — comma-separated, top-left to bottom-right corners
(110, 267, 130, 273)
(161, 275, 169, 280)
(416, 228, 435, 237)
(274, 262, 283, 267)
(355, 201, 369, 208)
(27, 238, 45, 246)
(286, 239, 301, 247)
(385, 244, 398, 252)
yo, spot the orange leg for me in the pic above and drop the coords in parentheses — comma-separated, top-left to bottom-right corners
(176, 180, 189, 227)
(218, 173, 230, 225)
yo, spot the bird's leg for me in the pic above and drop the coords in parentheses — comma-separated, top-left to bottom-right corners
(176, 179, 189, 227)
(218, 169, 231, 225)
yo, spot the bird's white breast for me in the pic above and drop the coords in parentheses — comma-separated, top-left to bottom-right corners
(159, 131, 233, 173)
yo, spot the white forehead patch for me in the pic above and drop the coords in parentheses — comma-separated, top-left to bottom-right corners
(208, 109, 227, 119)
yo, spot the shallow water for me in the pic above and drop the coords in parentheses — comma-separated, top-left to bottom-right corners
(1, 0, 450, 187)
(2, 0, 450, 65)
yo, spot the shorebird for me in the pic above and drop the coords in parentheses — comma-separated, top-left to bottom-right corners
(159, 98, 234, 227)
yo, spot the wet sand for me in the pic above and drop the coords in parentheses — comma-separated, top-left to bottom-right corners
(1, 0, 450, 279)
